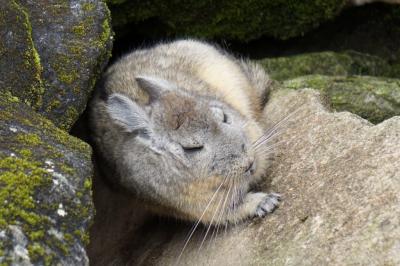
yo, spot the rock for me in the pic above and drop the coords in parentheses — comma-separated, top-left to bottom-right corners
(121, 89, 400, 265)
(0, 92, 93, 265)
(0, 0, 113, 130)
(107, 0, 346, 41)
(258, 51, 393, 81)
(0, 0, 44, 110)
(282, 75, 400, 124)
(243, 4, 400, 79)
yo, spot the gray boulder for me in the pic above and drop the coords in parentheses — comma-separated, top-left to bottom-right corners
(120, 89, 400, 265)
(0, 92, 93, 265)
(0, 0, 112, 130)
(0, 1, 44, 110)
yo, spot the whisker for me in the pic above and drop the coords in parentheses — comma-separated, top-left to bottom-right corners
(254, 140, 286, 153)
(252, 121, 287, 150)
(241, 120, 249, 129)
(211, 176, 233, 246)
(198, 179, 227, 251)
(225, 177, 238, 235)
(176, 177, 227, 265)
(253, 128, 286, 150)
(252, 106, 304, 148)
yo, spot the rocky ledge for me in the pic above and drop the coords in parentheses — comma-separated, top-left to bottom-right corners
(117, 89, 400, 265)
(0, 93, 93, 265)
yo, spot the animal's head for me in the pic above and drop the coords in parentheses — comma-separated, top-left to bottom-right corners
(103, 76, 261, 204)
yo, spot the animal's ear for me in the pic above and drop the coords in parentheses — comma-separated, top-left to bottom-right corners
(135, 75, 176, 102)
(106, 93, 150, 133)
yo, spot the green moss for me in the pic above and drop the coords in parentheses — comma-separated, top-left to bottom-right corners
(1, 0, 44, 110)
(50, 53, 80, 87)
(68, 45, 84, 56)
(15, 133, 42, 146)
(0, 97, 94, 264)
(100, 18, 111, 45)
(28, 243, 46, 261)
(0, 156, 51, 242)
(82, 3, 95, 12)
(58, 106, 79, 132)
(84, 179, 92, 190)
(30, 117, 91, 156)
(73, 229, 90, 245)
(59, 164, 75, 175)
(64, 233, 73, 243)
(109, 0, 345, 41)
(42, 1, 113, 130)
(58, 72, 77, 84)
(45, 99, 61, 113)
(17, 3, 44, 108)
(19, 149, 32, 158)
(29, 231, 45, 241)
(259, 51, 393, 81)
(2, 91, 20, 103)
(283, 75, 400, 123)
(72, 23, 86, 37)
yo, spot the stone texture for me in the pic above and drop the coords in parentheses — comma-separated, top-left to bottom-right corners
(107, 0, 346, 41)
(0, 0, 113, 130)
(0, 0, 44, 110)
(282, 75, 400, 124)
(258, 51, 393, 81)
(0, 92, 93, 265)
(120, 89, 400, 265)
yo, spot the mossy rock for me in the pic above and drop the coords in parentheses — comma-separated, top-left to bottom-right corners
(254, 4, 400, 74)
(0, 92, 93, 265)
(1, 0, 113, 131)
(0, 0, 44, 110)
(107, 0, 346, 41)
(259, 51, 394, 81)
(282, 75, 400, 123)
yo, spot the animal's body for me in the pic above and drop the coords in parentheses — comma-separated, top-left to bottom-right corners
(90, 40, 280, 225)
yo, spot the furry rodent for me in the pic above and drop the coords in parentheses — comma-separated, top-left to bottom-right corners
(90, 39, 280, 225)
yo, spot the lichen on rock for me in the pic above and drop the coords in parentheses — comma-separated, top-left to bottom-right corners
(258, 51, 394, 81)
(0, 0, 44, 110)
(0, 92, 93, 265)
(21, 0, 113, 130)
(107, 0, 346, 41)
(282, 75, 400, 123)
(119, 89, 400, 265)
(1, 0, 113, 131)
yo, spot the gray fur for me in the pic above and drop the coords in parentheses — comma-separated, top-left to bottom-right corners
(90, 39, 278, 225)
(106, 93, 150, 133)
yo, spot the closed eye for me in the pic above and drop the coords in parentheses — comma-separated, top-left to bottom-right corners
(181, 145, 204, 153)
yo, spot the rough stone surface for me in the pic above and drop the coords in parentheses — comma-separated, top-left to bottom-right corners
(0, 0, 113, 130)
(282, 75, 400, 124)
(0, 92, 94, 265)
(117, 89, 400, 265)
(258, 51, 393, 81)
(0, 0, 44, 110)
(107, 0, 346, 41)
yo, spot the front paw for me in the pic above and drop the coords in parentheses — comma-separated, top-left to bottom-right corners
(254, 192, 281, 217)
